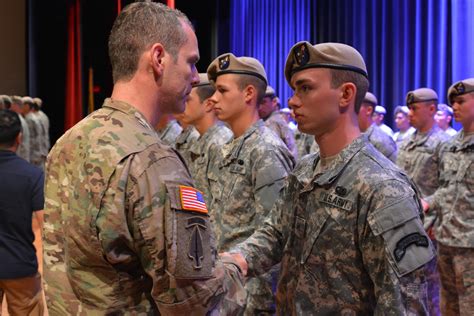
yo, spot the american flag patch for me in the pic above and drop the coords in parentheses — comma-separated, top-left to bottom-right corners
(179, 185, 208, 214)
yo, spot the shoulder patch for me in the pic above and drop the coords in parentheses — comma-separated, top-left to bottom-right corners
(394, 233, 429, 262)
(179, 185, 208, 214)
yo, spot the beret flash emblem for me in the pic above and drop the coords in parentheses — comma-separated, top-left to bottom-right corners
(454, 82, 465, 94)
(219, 55, 230, 70)
(294, 43, 309, 66)
(406, 92, 415, 104)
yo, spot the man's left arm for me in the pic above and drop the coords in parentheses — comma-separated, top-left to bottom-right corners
(362, 180, 435, 314)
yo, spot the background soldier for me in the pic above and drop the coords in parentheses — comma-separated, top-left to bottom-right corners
(8, 96, 30, 162)
(435, 103, 457, 136)
(258, 85, 298, 158)
(207, 53, 294, 315)
(424, 78, 474, 316)
(180, 73, 233, 204)
(358, 92, 398, 162)
(396, 87, 450, 315)
(226, 41, 434, 315)
(393, 105, 415, 146)
(43, 3, 244, 314)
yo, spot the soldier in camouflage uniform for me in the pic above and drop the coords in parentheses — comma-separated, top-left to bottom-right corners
(43, 3, 245, 314)
(259, 85, 298, 159)
(155, 115, 182, 147)
(9, 96, 31, 162)
(294, 128, 314, 159)
(226, 41, 434, 315)
(33, 97, 50, 153)
(22, 97, 45, 169)
(358, 92, 398, 162)
(206, 53, 295, 315)
(423, 78, 474, 316)
(180, 73, 233, 204)
(174, 115, 199, 167)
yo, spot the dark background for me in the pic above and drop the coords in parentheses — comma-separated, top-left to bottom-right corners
(28, 0, 230, 145)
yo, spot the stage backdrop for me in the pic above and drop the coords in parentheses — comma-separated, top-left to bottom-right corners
(230, 0, 474, 130)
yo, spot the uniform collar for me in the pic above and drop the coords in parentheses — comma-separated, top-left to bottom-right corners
(220, 119, 264, 166)
(102, 98, 155, 132)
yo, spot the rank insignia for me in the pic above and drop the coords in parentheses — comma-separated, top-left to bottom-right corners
(294, 43, 309, 66)
(219, 55, 230, 70)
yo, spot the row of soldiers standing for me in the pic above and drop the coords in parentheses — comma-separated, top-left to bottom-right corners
(0, 95, 50, 169)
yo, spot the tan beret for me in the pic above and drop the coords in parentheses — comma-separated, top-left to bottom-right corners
(22, 96, 34, 104)
(363, 92, 377, 106)
(394, 105, 409, 115)
(207, 53, 267, 85)
(265, 85, 276, 97)
(33, 97, 43, 107)
(374, 105, 386, 115)
(437, 103, 453, 115)
(194, 73, 211, 87)
(284, 41, 368, 87)
(447, 78, 474, 104)
(406, 88, 438, 105)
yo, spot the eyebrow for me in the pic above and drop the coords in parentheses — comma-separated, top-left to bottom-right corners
(293, 78, 312, 87)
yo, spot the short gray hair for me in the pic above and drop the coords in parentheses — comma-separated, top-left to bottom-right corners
(108, 1, 193, 83)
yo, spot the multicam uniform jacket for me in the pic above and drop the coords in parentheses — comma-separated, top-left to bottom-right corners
(235, 135, 435, 315)
(43, 99, 245, 315)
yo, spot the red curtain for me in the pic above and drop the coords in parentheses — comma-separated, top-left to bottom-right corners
(65, 0, 83, 130)
(167, 0, 175, 9)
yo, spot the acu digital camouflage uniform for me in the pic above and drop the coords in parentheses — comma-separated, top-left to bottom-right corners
(208, 119, 294, 315)
(187, 123, 232, 204)
(17, 114, 31, 162)
(157, 119, 182, 148)
(234, 135, 435, 315)
(264, 110, 298, 159)
(24, 111, 45, 169)
(426, 129, 474, 315)
(294, 129, 314, 159)
(43, 99, 245, 315)
(365, 123, 398, 162)
(175, 125, 199, 167)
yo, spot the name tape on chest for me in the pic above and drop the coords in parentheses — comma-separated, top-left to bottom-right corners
(179, 185, 208, 214)
(318, 191, 353, 211)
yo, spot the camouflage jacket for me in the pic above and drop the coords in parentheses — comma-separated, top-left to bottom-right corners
(175, 125, 200, 167)
(426, 130, 474, 248)
(265, 111, 298, 159)
(17, 115, 31, 162)
(187, 123, 233, 205)
(24, 112, 45, 168)
(393, 127, 416, 148)
(36, 110, 50, 154)
(157, 119, 182, 148)
(396, 125, 450, 197)
(294, 129, 315, 159)
(366, 124, 398, 162)
(235, 135, 435, 315)
(207, 119, 295, 252)
(43, 99, 245, 315)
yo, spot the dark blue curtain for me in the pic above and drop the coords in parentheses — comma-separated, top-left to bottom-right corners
(230, 0, 311, 109)
(229, 0, 474, 130)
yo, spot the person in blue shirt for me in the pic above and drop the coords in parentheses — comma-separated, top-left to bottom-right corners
(0, 109, 44, 315)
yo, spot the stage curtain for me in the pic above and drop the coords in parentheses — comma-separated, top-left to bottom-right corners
(229, 0, 311, 109)
(65, 0, 83, 130)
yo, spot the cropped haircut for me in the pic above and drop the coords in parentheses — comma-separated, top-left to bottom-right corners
(1, 96, 12, 109)
(329, 69, 369, 113)
(196, 85, 216, 103)
(0, 109, 21, 147)
(108, 1, 192, 83)
(235, 75, 267, 105)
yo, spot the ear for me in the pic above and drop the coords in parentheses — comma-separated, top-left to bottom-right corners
(339, 82, 357, 109)
(149, 43, 166, 77)
(244, 85, 256, 104)
(16, 132, 22, 146)
(204, 99, 215, 113)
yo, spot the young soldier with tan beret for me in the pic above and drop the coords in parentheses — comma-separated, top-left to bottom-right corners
(226, 41, 434, 314)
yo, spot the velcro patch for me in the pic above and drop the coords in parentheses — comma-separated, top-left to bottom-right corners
(394, 233, 429, 262)
(179, 185, 208, 214)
